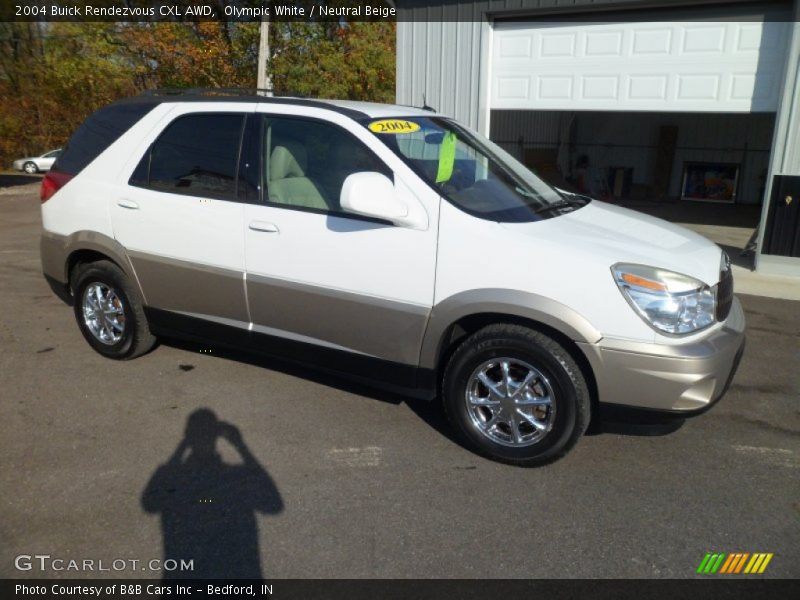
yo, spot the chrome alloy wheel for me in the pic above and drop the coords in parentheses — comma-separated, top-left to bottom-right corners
(82, 282, 126, 345)
(465, 358, 556, 447)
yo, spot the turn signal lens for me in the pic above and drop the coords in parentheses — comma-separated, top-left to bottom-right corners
(621, 273, 667, 292)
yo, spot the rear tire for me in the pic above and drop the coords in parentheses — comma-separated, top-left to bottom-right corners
(71, 260, 156, 360)
(442, 324, 590, 466)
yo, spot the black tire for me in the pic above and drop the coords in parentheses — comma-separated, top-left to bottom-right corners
(442, 324, 590, 467)
(23, 161, 38, 174)
(71, 260, 157, 360)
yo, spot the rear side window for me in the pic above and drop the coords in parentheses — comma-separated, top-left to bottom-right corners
(54, 102, 157, 175)
(132, 113, 245, 200)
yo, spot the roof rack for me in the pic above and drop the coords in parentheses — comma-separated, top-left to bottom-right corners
(141, 87, 305, 98)
(139, 88, 437, 115)
(135, 87, 368, 120)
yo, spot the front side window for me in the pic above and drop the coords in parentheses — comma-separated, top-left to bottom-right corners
(137, 113, 244, 200)
(365, 116, 587, 222)
(263, 116, 390, 214)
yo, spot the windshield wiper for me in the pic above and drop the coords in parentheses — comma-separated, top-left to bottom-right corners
(514, 186, 588, 215)
(533, 196, 588, 215)
(533, 201, 575, 215)
(556, 188, 593, 203)
(514, 186, 540, 199)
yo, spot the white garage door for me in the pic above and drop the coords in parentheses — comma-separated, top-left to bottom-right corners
(490, 20, 791, 112)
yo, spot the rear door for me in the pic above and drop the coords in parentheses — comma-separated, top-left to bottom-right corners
(243, 107, 439, 378)
(112, 104, 255, 327)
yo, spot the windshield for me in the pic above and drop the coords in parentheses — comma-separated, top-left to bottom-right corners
(363, 116, 587, 222)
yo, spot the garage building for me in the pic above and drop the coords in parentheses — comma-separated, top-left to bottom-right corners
(396, 0, 800, 277)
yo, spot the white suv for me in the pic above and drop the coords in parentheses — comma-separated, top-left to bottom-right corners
(40, 90, 745, 465)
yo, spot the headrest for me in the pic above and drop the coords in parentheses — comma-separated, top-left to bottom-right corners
(270, 142, 307, 180)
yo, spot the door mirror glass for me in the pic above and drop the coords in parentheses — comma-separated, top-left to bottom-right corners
(340, 172, 410, 225)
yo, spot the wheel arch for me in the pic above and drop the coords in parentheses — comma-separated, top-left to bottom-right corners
(420, 290, 602, 411)
(41, 230, 145, 302)
(67, 249, 126, 285)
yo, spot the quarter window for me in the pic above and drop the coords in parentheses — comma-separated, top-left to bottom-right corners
(58, 102, 157, 175)
(133, 113, 244, 200)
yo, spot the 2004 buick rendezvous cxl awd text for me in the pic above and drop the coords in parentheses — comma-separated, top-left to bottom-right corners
(39, 90, 745, 465)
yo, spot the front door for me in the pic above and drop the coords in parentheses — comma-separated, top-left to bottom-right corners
(243, 110, 439, 379)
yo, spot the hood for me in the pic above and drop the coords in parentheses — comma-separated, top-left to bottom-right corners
(502, 201, 723, 285)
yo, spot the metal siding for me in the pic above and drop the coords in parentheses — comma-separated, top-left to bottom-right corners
(397, 19, 486, 129)
(776, 22, 800, 174)
(441, 20, 457, 118)
(756, 9, 800, 274)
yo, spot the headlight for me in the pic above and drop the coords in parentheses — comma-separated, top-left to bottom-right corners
(612, 263, 716, 335)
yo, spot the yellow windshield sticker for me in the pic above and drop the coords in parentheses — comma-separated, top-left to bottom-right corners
(436, 132, 457, 184)
(368, 119, 421, 134)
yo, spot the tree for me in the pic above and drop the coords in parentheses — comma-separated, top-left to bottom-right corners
(269, 21, 396, 102)
(0, 20, 395, 167)
(0, 23, 138, 163)
(118, 22, 259, 90)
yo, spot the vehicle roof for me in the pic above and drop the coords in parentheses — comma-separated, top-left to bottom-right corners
(317, 99, 437, 118)
(116, 90, 438, 121)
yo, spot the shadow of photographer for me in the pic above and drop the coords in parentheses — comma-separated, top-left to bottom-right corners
(142, 408, 283, 579)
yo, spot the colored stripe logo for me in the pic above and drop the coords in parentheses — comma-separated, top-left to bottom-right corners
(697, 552, 773, 574)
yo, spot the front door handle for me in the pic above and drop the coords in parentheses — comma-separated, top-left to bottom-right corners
(116, 199, 139, 210)
(249, 221, 279, 233)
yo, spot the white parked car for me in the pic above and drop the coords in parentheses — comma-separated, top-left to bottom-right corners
(13, 149, 62, 174)
(39, 91, 744, 465)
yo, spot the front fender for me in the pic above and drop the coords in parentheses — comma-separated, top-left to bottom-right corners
(419, 289, 602, 370)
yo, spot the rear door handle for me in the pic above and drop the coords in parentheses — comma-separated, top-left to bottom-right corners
(116, 199, 139, 210)
(249, 221, 279, 233)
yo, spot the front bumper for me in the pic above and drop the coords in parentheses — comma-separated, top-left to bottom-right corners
(578, 297, 746, 414)
(12, 160, 24, 171)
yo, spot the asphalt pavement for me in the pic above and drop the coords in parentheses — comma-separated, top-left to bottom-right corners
(1, 182, 798, 579)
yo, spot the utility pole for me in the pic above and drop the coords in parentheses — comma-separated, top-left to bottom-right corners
(257, 15, 272, 96)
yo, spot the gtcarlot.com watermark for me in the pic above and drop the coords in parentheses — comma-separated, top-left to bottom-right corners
(15, 554, 194, 573)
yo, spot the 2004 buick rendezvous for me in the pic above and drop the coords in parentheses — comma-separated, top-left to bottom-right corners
(40, 91, 744, 465)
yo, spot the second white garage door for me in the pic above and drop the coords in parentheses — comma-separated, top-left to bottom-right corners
(490, 20, 791, 113)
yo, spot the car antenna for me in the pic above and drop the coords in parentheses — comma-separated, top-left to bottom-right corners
(422, 93, 436, 112)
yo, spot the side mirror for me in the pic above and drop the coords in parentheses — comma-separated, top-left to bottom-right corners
(340, 172, 410, 225)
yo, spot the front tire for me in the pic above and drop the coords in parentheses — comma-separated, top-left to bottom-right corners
(71, 260, 156, 360)
(442, 324, 590, 466)
(23, 161, 38, 174)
